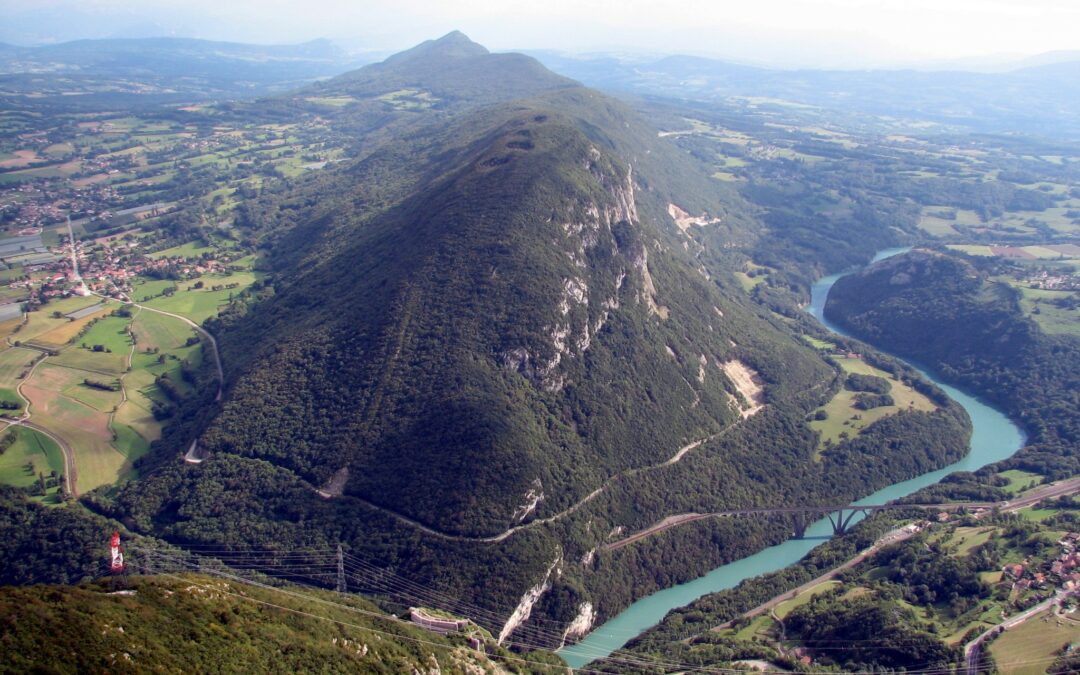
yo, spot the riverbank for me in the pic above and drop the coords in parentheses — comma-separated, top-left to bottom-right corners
(558, 249, 1025, 669)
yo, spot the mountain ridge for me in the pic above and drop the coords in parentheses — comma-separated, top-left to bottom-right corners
(92, 33, 974, 645)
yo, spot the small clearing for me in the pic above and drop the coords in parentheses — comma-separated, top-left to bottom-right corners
(667, 203, 722, 232)
(316, 467, 350, 499)
(722, 360, 765, 418)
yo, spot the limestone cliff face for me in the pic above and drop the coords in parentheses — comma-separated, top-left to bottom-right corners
(501, 145, 642, 392)
(198, 102, 767, 540)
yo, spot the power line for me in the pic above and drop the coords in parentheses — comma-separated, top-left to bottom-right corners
(133, 546, 1045, 675)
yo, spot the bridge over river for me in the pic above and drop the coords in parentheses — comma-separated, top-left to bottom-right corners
(604, 476, 1080, 551)
(603, 502, 995, 551)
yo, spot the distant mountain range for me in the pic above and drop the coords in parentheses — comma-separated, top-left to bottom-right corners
(528, 49, 1080, 138)
(3, 33, 1078, 138)
(0, 37, 367, 105)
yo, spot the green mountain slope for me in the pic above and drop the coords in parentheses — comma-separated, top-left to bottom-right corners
(311, 31, 577, 106)
(0, 575, 562, 673)
(826, 249, 1080, 467)
(199, 103, 773, 538)
(92, 35, 974, 643)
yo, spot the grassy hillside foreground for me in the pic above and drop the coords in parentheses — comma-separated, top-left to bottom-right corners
(0, 574, 563, 673)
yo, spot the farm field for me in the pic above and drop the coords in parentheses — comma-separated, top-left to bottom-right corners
(77, 314, 134, 353)
(989, 609, 1080, 675)
(773, 580, 841, 619)
(129, 277, 177, 301)
(131, 307, 198, 352)
(950, 243, 1080, 260)
(1013, 286, 1080, 337)
(998, 469, 1045, 495)
(0, 347, 38, 388)
(48, 345, 127, 376)
(810, 358, 937, 449)
(115, 309, 204, 454)
(20, 367, 126, 493)
(947, 526, 996, 556)
(29, 363, 122, 413)
(15, 297, 107, 344)
(802, 335, 836, 350)
(148, 240, 214, 259)
(31, 306, 113, 350)
(0, 387, 23, 415)
(0, 425, 65, 501)
(114, 367, 161, 445)
(143, 270, 263, 323)
(917, 207, 985, 236)
(0, 303, 203, 495)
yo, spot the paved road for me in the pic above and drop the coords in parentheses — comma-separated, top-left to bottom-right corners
(989, 476, 1080, 514)
(709, 525, 919, 633)
(310, 376, 836, 543)
(606, 477, 1080, 552)
(964, 590, 1073, 675)
(90, 291, 224, 466)
(0, 348, 78, 497)
(707, 477, 1080, 640)
(90, 291, 223, 402)
(1, 417, 79, 498)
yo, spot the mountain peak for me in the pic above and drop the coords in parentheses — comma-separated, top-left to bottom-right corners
(384, 30, 488, 65)
(316, 32, 575, 105)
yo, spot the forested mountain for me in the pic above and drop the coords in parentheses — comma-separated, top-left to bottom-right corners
(311, 31, 576, 105)
(827, 250, 1080, 475)
(70, 33, 974, 647)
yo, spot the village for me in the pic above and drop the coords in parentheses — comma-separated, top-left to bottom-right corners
(1020, 266, 1080, 292)
(1001, 531, 1080, 604)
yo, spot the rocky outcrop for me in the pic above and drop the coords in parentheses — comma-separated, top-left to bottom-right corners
(497, 553, 561, 645)
(559, 602, 597, 648)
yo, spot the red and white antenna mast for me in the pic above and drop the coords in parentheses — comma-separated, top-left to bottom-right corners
(109, 530, 125, 573)
(108, 530, 128, 590)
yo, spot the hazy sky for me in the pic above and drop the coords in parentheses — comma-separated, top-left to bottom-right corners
(3, 0, 1079, 67)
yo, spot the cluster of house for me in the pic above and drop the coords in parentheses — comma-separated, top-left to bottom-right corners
(1023, 269, 1080, 291)
(10, 200, 64, 228)
(1003, 532, 1080, 591)
(1, 182, 123, 230)
(82, 244, 231, 299)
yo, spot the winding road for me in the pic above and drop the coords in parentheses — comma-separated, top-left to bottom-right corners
(1, 418, 79, 498)
(324, 376, 837, 544)
(694, 478, 1080, 657)
(964, 590, 1074, 675)
(0, 343, 78, 497)
(88, 291, 224, 465)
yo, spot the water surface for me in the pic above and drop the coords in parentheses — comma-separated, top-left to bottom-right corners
(559, 248, 1024, 668)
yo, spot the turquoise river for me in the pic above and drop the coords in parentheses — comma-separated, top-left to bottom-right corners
(558, 247, 1026, 668)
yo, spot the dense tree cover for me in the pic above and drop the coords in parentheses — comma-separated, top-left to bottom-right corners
(845, 373, 891, 394)
(853, 392, 894, 410)
(590, 512, 906, 669)
(827, 250, 1080, 474)
(784, 594, 957, 671)
(875, 537, 989, 608)
(0, 35, 961, 651)
(88, 42, 974, 643)
(0, 575, 563, 674)
(0, 487, 120, 585)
